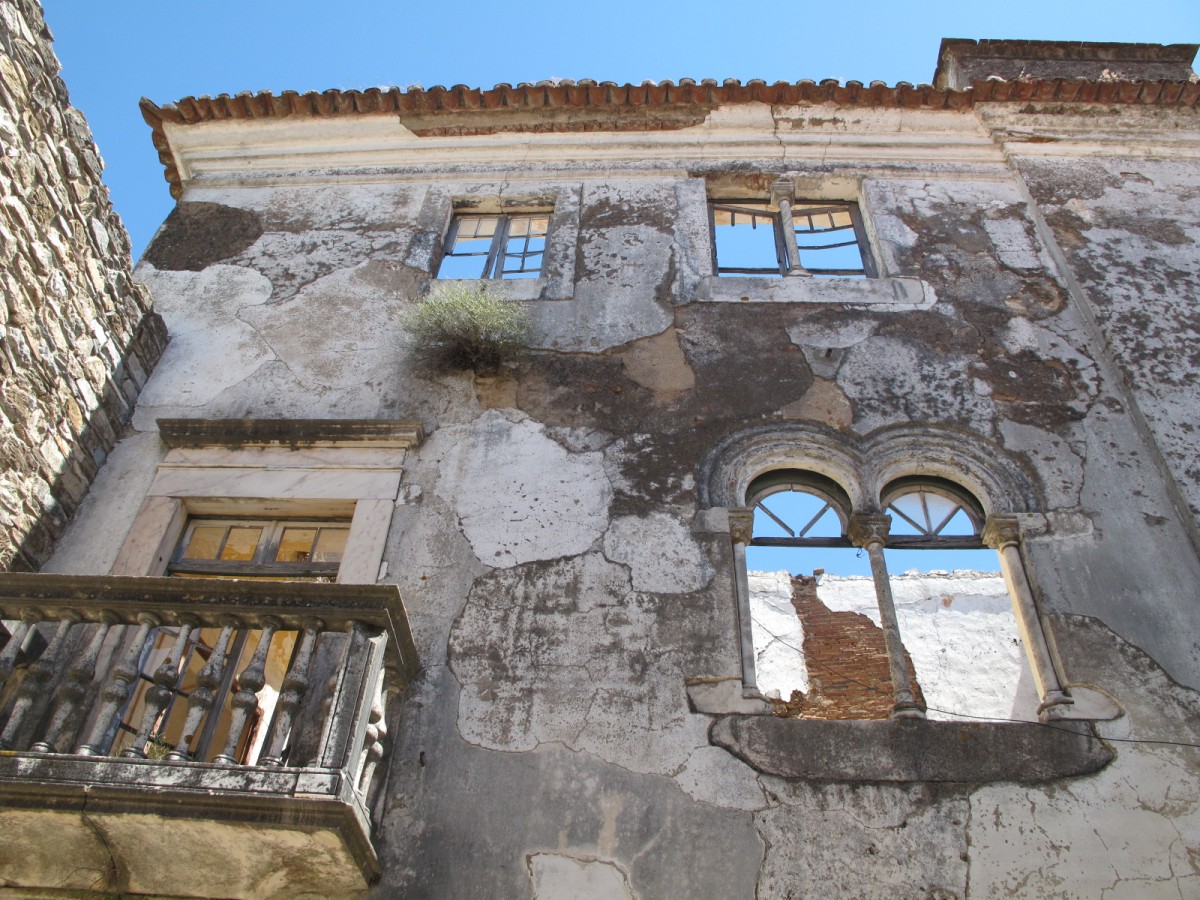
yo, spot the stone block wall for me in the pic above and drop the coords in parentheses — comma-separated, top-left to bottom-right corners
(0, 0, 166, 571)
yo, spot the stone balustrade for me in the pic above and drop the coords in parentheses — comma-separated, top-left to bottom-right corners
(0, 573, 419, 896)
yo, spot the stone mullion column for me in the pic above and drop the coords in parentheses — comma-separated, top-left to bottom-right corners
(983, 515, 1073, 719)
(728, 508, 760, 693)
(770, 178, 810, 276)
(849, 515, 925, 718)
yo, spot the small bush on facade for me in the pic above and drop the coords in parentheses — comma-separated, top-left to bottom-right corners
(407, 283, 532, 373)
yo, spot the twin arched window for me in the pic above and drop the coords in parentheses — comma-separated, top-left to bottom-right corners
(739, 468, 1068, 723)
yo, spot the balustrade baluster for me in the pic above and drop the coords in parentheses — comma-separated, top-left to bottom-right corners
(166, 617, 239, 762)
(0, 608, 42, 691)
(356, 669, 387, 799)
(259, 617, 322, 768)
(76, 613, 160, 756)
(214, 616, 279, 765)
(0, 610, 80, 750)
(33, 611, 119, 753)
(123, 615, 199, 759)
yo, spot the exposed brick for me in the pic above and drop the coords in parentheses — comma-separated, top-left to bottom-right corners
(776, 575, 925, 720)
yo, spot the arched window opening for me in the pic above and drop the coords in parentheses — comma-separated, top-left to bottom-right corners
(744, 470, 901, 718)
(874, 477, 1039, 723)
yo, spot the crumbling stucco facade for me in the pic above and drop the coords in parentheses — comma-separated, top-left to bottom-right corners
(4, 31, 1200, 899)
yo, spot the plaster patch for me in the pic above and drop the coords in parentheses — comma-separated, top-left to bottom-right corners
(839, 335, 994, 435)
(755, 781, 969, 898)
(780, 377, 853, 429)
(240, 259, 408, 391)
(434, 411, 612, 567)
(134, 264, 275, 409)
(998, 419, 1086, 510)
(983, 214, 1043, 271)
(449, 552, 713, 775)
(603, 513, 713, 594)
(673, 746, 766, 811)
(620, 328, 695, 398)
(527, 853, 635, 900)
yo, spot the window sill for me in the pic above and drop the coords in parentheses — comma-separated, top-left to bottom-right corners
(709, 714, 1113, 783)
(435, 277, 556, 302)
(698, 275, 934, 308)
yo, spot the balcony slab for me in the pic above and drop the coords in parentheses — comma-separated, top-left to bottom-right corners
(0, 754, 377, 898)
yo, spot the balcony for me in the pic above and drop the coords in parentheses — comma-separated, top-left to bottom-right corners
(0, 573, 418, 898)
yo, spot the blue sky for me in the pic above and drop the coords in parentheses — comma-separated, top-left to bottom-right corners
(43, 0, 1199, 258)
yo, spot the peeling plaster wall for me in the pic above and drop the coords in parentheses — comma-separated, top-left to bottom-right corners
(39, 94, 1200, 898)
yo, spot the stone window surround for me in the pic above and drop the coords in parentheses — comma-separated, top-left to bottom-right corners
(412, 184, 581, 302)
(111, 419, 424, 584)
(690, 422, 1123, 781)
(699, 175, 935, 307)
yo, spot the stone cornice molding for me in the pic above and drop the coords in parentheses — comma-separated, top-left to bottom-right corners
(156, 418, 425, 450)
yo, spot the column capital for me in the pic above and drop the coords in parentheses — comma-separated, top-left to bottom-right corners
(848, 514, 890, 548)
(768, 177, 796, 209)
(728, 507, 755, 546)
(982, 514, 1022, 550)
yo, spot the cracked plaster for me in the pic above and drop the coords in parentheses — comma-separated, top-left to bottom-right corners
(602, 512, 713, 594)
(449, 551, 721, 776)
(133, 264, 275, 411)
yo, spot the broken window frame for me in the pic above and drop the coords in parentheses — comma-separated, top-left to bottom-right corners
(437, 212, 550, 280)
(746, 469, 854, 550)
(168, 517, 351, 580)
(709, 198, 876, 278)
(879, 476, 987, 550)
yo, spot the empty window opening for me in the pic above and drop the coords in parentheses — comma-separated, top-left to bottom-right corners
(711, 202, 787, 277)
(437, 212, 549, 280)
(710, 199, 874, 278)
(790, 202, 872, 277)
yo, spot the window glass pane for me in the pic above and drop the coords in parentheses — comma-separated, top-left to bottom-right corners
(456, 215, 498, 239)
(220, 526, 262, 561)
(276, 527, 318, 563)
(312, 528, 349, 563)
(181, 525, 226, 560)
